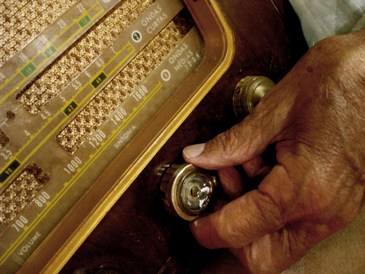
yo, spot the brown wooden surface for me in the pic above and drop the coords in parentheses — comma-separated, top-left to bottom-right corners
(61, 1, 307, 273)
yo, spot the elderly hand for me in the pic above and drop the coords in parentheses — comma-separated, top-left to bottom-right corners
(183, 29, 365, 273)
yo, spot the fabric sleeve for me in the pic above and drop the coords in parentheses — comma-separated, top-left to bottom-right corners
(289, 0, 365, 46)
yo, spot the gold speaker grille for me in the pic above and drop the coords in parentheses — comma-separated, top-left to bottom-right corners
(0, 129, 9, 148)
(0, 0, 78, 67)
(56, 21, 186, 154)
(0, 164, 49, 225)
(16, 0, 154, 115)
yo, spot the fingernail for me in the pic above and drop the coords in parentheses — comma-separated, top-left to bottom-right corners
(193, 218, 202, 228)
(183, 143, 205, 159)
(191, 217, 207, 230)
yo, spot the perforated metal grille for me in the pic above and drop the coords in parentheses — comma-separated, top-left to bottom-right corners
(56, 21, 185, 154)
(0, 164, 49, 225)
(0, 0, 78, 67)
(0, 129, 9, 148)
(17, 0, 154, 115)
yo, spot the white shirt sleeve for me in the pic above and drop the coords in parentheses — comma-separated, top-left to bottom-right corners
(289, 0, 365, 46)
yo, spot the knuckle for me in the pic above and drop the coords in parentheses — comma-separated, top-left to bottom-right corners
(210, 128, 242, 156)
(258, 191, 286, 227)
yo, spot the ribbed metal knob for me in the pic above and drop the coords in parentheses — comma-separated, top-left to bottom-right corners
(160, 163, 218, 221)
(233, 76, 275, 119)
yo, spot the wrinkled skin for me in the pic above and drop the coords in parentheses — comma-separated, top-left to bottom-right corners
(183, 29, 365, 274)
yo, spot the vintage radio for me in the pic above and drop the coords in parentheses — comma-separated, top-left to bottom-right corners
(1, 0, 364, 273)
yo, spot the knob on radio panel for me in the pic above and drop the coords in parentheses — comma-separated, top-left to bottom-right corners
(160, 163, 218, 221)
(233, 76, 275, 118)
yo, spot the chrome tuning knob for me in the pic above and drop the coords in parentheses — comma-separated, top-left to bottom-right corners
(160, 163, 218, 221)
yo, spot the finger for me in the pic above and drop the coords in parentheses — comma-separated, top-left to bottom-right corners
(243, 156, 273, 178)
(218, 167, 245, 199)
(233, 221, 337, 274)
(212, 199, 227, 212)
(182, 91, 290, 170)
(190, 165, 292, 249)
(242, 157, 264, 177)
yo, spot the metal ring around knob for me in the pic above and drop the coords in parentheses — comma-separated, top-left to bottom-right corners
(160, 163, 218, 221)
(233, 76, 275, 119)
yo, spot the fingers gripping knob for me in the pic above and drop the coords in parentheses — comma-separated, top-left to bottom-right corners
(160, 164, 218, 221)
(233, 76, 275, 118)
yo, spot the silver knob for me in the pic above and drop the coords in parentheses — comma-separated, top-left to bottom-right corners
(160, 163, 218, 221)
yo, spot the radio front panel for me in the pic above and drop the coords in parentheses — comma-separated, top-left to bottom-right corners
(0, 0, 233, 272)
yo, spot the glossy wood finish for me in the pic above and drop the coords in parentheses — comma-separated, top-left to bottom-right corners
(61, 1, 307, 273)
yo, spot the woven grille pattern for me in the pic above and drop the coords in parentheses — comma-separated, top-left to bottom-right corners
(57, 21, 185, 153)
(17, 0, 154, 115)
(0, 164, 49, 225)
(0, 0, 78, 66)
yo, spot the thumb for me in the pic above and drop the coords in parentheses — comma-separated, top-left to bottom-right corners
(183, 94, 288, 169)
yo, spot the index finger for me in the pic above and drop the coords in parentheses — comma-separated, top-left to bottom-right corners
(182, 84, 293, 170)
